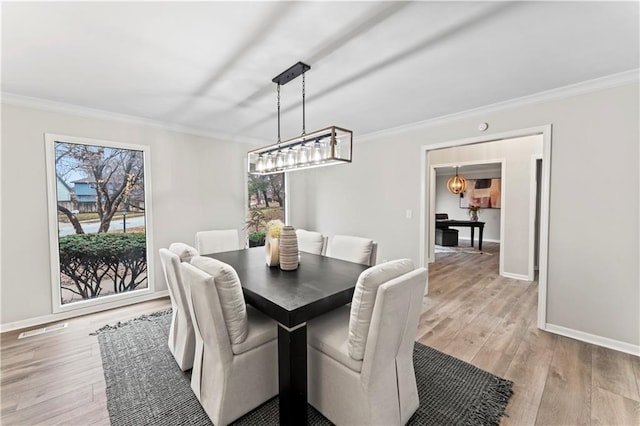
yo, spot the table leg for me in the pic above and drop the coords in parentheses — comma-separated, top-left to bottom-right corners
(278, 323, 307, 425)
(470, 226, 475, 247)
(479, 226, 484, 251)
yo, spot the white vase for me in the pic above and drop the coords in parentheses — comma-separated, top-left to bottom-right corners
(279, 226, 299, 271)
(265, 236, 279, 267)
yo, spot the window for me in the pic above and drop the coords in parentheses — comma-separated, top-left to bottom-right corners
(45, 134, 153, 312)
(246, 173, 285, 247)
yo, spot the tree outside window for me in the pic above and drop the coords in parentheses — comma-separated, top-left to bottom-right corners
(246, 173, 285, 247)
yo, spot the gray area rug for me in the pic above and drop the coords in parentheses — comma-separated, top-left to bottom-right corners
(96, 310, 512, 425)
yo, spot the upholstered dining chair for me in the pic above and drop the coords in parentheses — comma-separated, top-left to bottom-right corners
(195, 229, 241, 255)
(306, 259, 427, 425)
(296, 229, 328, 255)
(158, 242, 198, 371)
(180, 256, 278, 426)
(325, 234, 378, 266)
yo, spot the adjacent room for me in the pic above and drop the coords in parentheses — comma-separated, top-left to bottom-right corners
(1, 2, 638, 425)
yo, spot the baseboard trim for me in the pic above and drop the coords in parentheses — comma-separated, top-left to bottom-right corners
(544, 323, 640, 356)
(501, 272, 530, 281)
(0, 290, 169, 333)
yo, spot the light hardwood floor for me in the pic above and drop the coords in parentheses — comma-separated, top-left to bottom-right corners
(418, 241, 640, 425)
(1, 242, 638, 425)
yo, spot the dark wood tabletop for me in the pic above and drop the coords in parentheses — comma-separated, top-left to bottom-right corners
(206, 247, 370, 328)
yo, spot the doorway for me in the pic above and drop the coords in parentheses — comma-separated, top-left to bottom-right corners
(419, 125, 551, 329)
(432, 162, 504, 272)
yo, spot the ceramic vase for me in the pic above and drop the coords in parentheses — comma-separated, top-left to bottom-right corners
(265, 236, 279, 267)
(279, 226, 299, 271)
(470, 211, 478, 222)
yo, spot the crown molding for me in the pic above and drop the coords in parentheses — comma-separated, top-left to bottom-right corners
(0, 92, 264, 146)
(358, 69, 640, 142)
(3, 69, 638, 146)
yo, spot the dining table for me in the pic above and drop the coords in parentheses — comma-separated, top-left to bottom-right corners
(205, 247, 370, 425)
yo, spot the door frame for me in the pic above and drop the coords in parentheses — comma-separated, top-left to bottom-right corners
(419, 124, 552, 329)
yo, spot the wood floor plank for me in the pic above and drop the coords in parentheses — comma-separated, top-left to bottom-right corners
(1, 346, 94, 383)
(417, 273, 501, 341)
(441, 310, 503, 362)
(535, 336, 592, 425)
(471, 284, 538, 377)
(0, 392, 19, 416)
(1, 386, 94, 425)
(592, 345, 640, 403)
(501, 321, 557, 425)
(33, 399, 109, 426)
(591, 387, 640, 426)
(16, 368, 105, 411)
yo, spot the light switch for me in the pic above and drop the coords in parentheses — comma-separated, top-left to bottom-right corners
(405, 209, 412, 219)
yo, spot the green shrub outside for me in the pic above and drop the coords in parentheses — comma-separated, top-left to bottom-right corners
(59, 233, 146, 260)
(59, 233, 147, 301)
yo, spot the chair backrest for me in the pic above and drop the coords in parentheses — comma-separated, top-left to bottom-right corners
(195, 229, 240, 254)
(435, 213, 449, 220)
(326, 235, 377, 266)
(190, 256, 248, 345)
(347, 259, 415, 361)
(159, 248, 188, 313)
(180, 262, 234, 366)
(296, 229, 327, 256)
(360, 267, 428, 390)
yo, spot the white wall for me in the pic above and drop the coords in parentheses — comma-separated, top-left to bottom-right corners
(1, 104, 248, 327)
(288, 81, 639, 349)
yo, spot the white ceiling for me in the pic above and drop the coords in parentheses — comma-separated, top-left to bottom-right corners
(2, 1, 638, 145)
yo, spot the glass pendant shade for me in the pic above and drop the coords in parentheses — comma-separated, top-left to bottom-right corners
(275, 150, 285, 169)
(265, 153, 275, 171)
(298, 143, 309, 164)
(286, 147, 297, 167)
(256, 155, 265, 172)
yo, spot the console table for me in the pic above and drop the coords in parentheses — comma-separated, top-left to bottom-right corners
(436, 220, 486, 250)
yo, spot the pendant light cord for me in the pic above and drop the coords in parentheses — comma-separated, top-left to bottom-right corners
(302, 72, 306, 136)
(277, 83, 281, 143)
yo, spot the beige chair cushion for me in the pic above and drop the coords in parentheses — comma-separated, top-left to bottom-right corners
(296, 229, 325, 255)
(169, 242, 198, 263)
(231, 305, 277, 355)
(348, 258, 415, 360)
(308, 305, 363, 373)
(326, 235, 375, 265)
(191, 256, 248, 344)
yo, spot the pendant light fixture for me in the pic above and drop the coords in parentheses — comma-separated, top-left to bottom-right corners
(248, 62, 353, 175)
(447, 166, 467, 194)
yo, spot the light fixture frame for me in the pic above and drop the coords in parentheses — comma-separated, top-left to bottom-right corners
(248, 61, 353, 175)
(248, 125, 353, 175)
